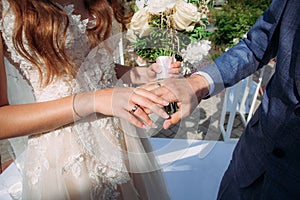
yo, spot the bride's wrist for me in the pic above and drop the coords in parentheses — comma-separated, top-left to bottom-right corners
(72, 92, 95, 120)
(93, 89, 113, 116)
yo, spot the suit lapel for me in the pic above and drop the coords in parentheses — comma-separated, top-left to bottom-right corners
(293, 8, 300, 99)
(294, 38, 300, 98)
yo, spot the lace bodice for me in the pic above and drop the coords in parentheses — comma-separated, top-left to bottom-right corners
(1, 1, 130, 199)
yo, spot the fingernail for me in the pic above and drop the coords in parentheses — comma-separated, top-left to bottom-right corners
(163, 101, 169, 106)
(163, 113, 169, 119)
(152, 123, 158, 128)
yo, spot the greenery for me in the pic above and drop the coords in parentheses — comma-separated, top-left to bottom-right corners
(134, 23, 211, 62)
(129, 0, 211, 63)
(209, 0, 272, 55)
(227, 0, 271, 9)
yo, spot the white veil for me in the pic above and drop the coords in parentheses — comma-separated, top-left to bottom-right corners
(5, 57, 34, 174)
(73, 32, 170, 199)
(4, 57, 33, 199)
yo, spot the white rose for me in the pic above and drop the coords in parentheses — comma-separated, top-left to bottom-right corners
(181, 40, 211, 65)
(172, 0, 201, 31)
(147, 0, 176, 14)
(129, 7, 151, 38)
(135, 0, 146, 10)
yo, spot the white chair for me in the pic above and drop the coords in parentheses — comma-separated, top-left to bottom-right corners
(220, 67, 265, 142)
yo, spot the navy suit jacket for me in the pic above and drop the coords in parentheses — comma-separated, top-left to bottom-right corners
(200, 0, 300, 197)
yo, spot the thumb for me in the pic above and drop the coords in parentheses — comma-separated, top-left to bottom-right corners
(163, 111, 181, 129)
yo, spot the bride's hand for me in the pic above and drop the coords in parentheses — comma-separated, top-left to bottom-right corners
(94, 87, 170, 128)
(122, 60, 181, 84)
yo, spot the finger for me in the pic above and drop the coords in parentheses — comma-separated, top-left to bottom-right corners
(137, 104, 156, 115)
(170, 61, 181, 68)
(151, 85, 169, 96)
(118, 107, 147, 129)
(130, 106, 157, 128)
(126, 111, 147, 129)
(139, 82, 159, 91)
(134, 88, 169, 106)
(168, 67, 181, 73)
(168, 68, 181, 75)
(151, 86, 178, 102)
(131, 93, 169, 119)
(135, 99, 169, 119)
(138, 104, 165, 117)
(163, 111, 182, 129)
(143, 107, 152, 114)
(168, 74, 182, 78)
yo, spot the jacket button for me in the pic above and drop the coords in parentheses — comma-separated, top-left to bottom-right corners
(295, 106, 300, 117)
(272, 147, 285, 158)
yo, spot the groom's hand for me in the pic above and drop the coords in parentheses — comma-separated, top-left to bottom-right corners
(151, 75, 210, 129)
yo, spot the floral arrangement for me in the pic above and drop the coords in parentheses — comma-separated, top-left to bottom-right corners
(126, 0, 212, 75)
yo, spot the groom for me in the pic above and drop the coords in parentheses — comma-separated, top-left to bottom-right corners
(151, 0, 300, 198)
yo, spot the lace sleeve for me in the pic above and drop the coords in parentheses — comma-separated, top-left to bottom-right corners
(0, 0, 9, 32)
(75, 33, 127, 92)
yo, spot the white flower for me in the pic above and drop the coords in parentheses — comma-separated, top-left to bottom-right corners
(147, 0, 176, 14)
(171, 0, 201, 31)
(233, 38, 240, 44)
(135, 0, 146, 10)
(181, 40, 211, 65)
(128, 7, 151, 38)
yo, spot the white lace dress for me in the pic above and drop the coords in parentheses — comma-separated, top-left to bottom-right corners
(1, 1, 169, 199)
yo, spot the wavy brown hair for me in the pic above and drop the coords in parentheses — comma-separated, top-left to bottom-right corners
(2, 0, 133, 86)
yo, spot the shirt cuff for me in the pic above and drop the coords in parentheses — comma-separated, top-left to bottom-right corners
(191, 71, 215, 96)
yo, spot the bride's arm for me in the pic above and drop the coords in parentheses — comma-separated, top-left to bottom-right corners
(0, 38, 170, 140)
(0, 34, 88, 138)
(115, 62, 181, 84)
(0, 85, 169, 140)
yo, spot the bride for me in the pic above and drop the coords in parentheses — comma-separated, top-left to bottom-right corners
(0, 0, 181, 199)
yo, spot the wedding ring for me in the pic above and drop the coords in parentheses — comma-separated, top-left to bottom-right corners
(130, 105, 138, 113)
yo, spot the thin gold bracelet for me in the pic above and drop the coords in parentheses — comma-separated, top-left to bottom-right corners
(72, 94, 84, 119)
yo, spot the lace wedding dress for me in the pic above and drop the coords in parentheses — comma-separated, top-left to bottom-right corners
(1, 1, 169, 199)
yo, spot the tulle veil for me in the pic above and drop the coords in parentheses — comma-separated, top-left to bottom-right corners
(4, 32, 170, 199)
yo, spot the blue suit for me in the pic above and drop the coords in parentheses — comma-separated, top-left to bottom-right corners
(200, 0, 300, 198)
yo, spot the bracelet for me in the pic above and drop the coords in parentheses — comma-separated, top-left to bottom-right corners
(72, 94, 84, 119)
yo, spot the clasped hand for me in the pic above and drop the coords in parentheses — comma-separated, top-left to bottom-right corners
(98, 63, 209, 130)
(95, 61, 182, 129)
(136, 75, 210, 129)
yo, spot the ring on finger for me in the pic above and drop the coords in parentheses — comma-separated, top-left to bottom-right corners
(156, 82, 162, 87)
(130, 104, 138, 113)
